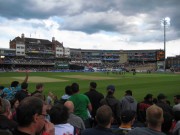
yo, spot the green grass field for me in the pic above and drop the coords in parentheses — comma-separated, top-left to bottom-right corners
(0, 72, 179, 104)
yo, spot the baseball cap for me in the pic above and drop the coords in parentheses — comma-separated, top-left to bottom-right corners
(106, 85, 115, 92)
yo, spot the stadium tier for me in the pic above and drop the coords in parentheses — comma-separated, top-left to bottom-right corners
(0, 33, 179, 72)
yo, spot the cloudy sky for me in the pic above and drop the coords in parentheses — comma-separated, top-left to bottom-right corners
(0, 0, 179, 57)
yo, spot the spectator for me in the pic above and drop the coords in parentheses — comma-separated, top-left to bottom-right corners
(13, 97, 54, 135)
(161, 112, 173, 135)
(15, 82, 30, 102)
(173, 95, 180, 114)
(156, 93, 173, 116)
(120, 90, 137, 113)
(68, 83, 92, 128)
(82, 105, 114, 135)
(31, 83, 45, 101)
(172, 102, 180, 135)
(100, 85, 121, 127)
(112, 110, 136, 135)
(84, 82, 104, 126)
(46, 92, 54, 106)
(127, 105, 165, 135)
(173, 95, 180, 105)
(2, 72, 28, 101)
(60, 85, 73, 104)
(64, 101, 85, 131)
(49, 104, 79, 135)
(0, 98, 18, 133)
(10, 98, 19, 121)
(173, 119, 180, 135)
(137, 94, 153, 123)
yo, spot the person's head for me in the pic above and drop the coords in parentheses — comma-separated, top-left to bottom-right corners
(146, 105, 164, 128)
(90, 82, 97, 90)
(65, 85, 73, 95)
(64, 101, 74, 113)
(49, 104, 69, 124)
(174, 95, 180, 104)
(0, 86, 4, 91)
(95, 105, 113, 128)
(71, 83, 79, 94)
(125, 90, 132, 96)
(144, 94, 153, 103)
(21, 82, 28, 90)
(11, 81, 19, 87)
(121, 110, 136, 125)
(152, 98, 158, 104)
(36, 83, 44, 92)
(106, 85, 115, 95)
(10, 98, 19, 109)
(16, 97, 47, 134)
(0, 98, 11, 117)
(157, 93, 166, 103)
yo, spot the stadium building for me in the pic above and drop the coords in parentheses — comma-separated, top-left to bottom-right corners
(166, 55, 180, 72)
(0, 34, 167, 72)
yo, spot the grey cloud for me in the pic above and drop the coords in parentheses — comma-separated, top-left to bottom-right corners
(0, 0, 179, 43)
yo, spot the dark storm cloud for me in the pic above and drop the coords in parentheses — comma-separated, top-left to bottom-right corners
(0, 0, 50, 19)
(0, 0, 179, 42)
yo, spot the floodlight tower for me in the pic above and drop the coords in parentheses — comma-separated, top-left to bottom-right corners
(162, 17, 170, 71)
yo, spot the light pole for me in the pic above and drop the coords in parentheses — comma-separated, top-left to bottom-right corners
(163, 19, 166, 71)
(162, 17, 170, 71)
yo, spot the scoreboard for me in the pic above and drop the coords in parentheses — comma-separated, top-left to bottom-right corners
(156, 51, 165, 61)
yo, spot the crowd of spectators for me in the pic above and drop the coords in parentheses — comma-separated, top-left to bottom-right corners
(0, 72, 179, 135)
(26, 44, 53, 52)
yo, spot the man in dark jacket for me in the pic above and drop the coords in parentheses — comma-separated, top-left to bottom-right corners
(85, 82, 104, 121)
(15, 82, 30, 102)
(156, 93, 173, 116)
(100, 85, 121, 126)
